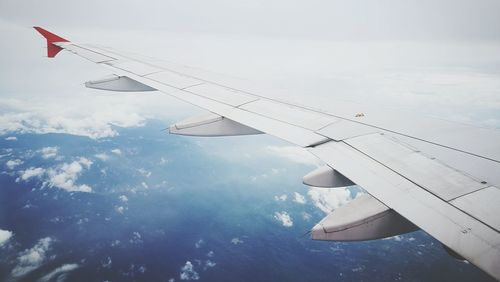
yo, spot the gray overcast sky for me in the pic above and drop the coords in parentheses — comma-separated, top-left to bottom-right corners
(1, 0, 500, 139)
(1, 0, 500, 40)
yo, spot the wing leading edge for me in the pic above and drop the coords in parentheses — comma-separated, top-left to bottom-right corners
(34, 27, 500, 279)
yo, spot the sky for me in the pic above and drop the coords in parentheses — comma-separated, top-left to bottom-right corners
(2, 0, 500, 40)
(1, 0, 500, 138)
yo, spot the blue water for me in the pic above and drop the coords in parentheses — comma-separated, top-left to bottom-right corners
(0, 121, 493, 281)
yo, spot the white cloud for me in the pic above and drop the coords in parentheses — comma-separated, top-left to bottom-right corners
(19, 167, 45, 181)
(138, 168, 152, 178)
(180, 261, 199, 281)
(111, 148, 122, 155)
(138, 265, 147, 274)
(207, 251, 214, 257)
(95, 153, 109, 161)
(302, 212, 312, 221)
(307, 188, 354, 214)
(230, 238, 244, 245)
(11, 237, 53, 278)
(0, 229, 13, 246)
(129, 232, 143, 244)
(0, 96, 149, 139)
(274, 211, 293, 227)
(195, 239, 204, 249)
(205, 260, 216, 268)
(40, 147, 58, 159)
(393, 235, 403, 242)
(46, 157, 93, 192)
(293, 192, 306, 204)
(101, 256, 112, 269)
(274, 194, 287, 201)
(119, 195, 129, 202)
(78, 157, 93, 168)
(271, 168, 285, 174)
(266, 146, 319, 166)
(5, 136, 17, 141)
(115, 206, 125, 214)
(38, 263, 79, 282)
(6, 159, 23, 169)
(159, 157, 168, 165)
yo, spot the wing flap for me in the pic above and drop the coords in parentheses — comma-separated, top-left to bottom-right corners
(106, 60, 163, 76)
(239, 99, 337, 130)
(185, 83, 258, 107)
(345, 133, 488, 201)
(451, 186, 500, 232)
(316, 120, 379, 141)
(217, 107, 329, 147)
(62, 43, 115, 63)
(146, 71, 203, 89)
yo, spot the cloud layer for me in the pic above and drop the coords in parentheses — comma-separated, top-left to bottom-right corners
(17, 157, 93, 193)
(38, 263, 80, 282)
(6, 159, 23, 169)
(180, 261, 199, 281)
(11, 237, 53, 278)
(274, 211, 293, 227)
(0, 229, 13, 246)
(40, 147, 58, 159)
(307, 188, 357, 214)
(46, 158, 93, 192)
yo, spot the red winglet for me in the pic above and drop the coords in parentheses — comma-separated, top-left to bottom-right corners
(33, 26, 70, 58)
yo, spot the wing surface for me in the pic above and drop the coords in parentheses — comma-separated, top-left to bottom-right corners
(34, 27, 500, 279)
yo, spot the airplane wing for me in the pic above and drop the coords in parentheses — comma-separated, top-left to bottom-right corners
(33, 27, 500, 279)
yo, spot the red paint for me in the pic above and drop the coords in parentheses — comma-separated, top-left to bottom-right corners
(33, 26, 70, 58)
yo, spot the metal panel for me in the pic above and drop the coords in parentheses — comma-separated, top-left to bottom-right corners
(146, 71, 202, 89)
(116, 72, 237, 114)
(321, 99, 500, 163)
(240, 100, 337, 131)
(78, 43, 500, 163)
(61, 43, 115, 63)
(107, 60, 162, 76)
(308, 141, 500, 279)
(451, 186, 500, 232)
(119, 72, 329, 147)
(218, 107, 330, 147)
(384, 132, 500, 188)
(316, 120, 379, 141)
(185, 83, 258, 107)
(346, 133, 487, 201)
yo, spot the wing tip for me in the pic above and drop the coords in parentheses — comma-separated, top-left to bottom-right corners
(33, 26, 69, 58)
